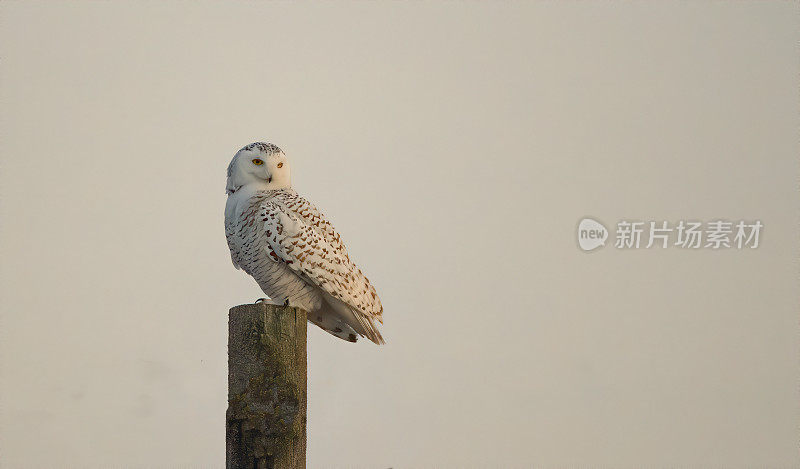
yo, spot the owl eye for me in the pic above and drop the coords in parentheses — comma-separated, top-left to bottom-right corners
(252, 159, 264, 166)
(277, 162, 284, 168)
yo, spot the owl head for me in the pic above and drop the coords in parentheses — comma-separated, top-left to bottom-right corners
(226, 142, 291, 194)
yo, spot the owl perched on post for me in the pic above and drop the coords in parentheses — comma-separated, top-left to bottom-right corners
(224, 142, 384, 344)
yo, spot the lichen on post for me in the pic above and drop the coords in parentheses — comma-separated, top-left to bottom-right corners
(227, 303, 307, 469)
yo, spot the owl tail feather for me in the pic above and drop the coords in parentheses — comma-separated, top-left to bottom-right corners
(323, 295, 385, 345)
(308, 313, 359, 343)
(350, 307, 385, 345)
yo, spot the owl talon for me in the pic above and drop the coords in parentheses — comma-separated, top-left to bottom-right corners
(254, 298, 268, 304)
(283, 298, 290, 307)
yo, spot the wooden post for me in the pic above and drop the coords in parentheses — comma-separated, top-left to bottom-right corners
(227, 303, 307, 469)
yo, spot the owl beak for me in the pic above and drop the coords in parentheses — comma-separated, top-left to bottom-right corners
(265, 168, 272, 184)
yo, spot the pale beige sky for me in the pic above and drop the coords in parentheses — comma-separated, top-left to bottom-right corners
(1, 2, 798, 468)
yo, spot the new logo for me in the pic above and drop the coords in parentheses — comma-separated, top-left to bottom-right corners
(577, 218, 608, 251)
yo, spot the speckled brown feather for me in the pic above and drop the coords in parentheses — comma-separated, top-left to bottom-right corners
(227, 188, 384, 344)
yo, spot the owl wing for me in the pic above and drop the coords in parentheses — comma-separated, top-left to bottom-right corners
(259, 195, 384, 344)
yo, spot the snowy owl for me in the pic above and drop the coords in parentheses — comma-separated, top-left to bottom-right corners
(224, 142, 384, 344)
